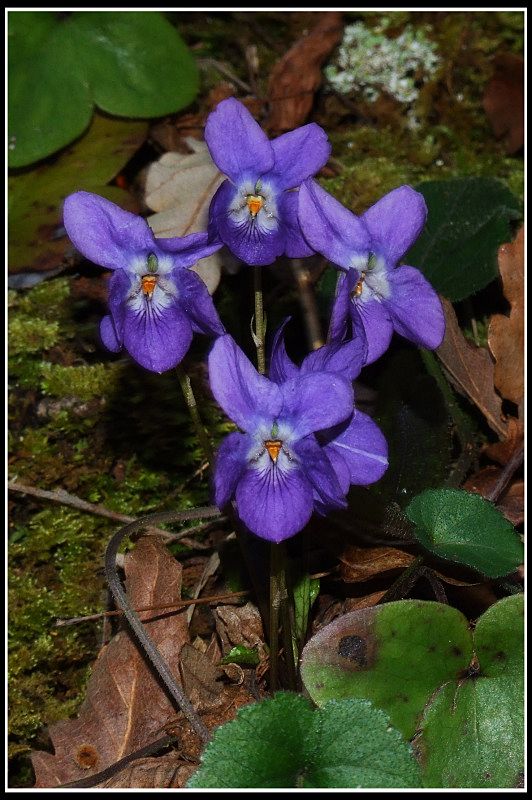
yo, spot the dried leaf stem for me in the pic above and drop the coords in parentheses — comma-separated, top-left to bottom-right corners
(291, 258, 324, 350)
(8, 480, 214, 548)
(104, 508, 220, 744)
(175, 365, 213, 467)
(253, 266, 266, 374)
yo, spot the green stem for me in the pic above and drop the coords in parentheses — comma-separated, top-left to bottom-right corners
(253, 266, 266, 375)
(175, 365, 213, 467)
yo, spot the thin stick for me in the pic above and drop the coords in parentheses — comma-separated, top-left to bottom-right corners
(253, 266, 266, 375)
(8, 480, 216, 549)
(105, 508, 220, 743)
(485, 443, 524, 504)
(291, 258, 324, 351)
(54, 589, 250, 628)
(269, 544, 282, 693)
(378, 556, 425, 604)
(175, 365, 213, 466)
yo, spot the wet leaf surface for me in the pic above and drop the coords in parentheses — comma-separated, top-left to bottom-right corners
(31, 536, 189, 787)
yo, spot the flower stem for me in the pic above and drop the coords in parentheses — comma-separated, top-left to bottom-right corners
(269, 542, 297, 692)
(253, 266, 266, 375)
(175, 365, 213, 467)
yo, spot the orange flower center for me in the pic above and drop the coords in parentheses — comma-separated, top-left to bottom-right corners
(246, 195, 264, 217)
(264, 439, 282, 463)
(141, 275, 158, 297)
(351, 271, 366, 299)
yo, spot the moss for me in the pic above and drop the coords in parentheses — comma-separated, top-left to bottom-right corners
(40, 362, 115, 402)
(9, 317, 60, 356)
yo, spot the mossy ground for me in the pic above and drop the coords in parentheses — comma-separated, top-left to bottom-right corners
(8, 10, 523, 787)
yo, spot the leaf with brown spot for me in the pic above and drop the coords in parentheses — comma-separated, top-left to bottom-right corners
(436, 297, 507, 438)
(488, 226, 524, 410)
(483, 54, 524, 154)
(31, 536, 190, 788)
(339, 545, 414, 583)
(265, 12, 344, 132)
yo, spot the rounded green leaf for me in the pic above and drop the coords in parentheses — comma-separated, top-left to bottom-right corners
(301, 600, 472, 740)
(406, 177, 521, 302)
(405, 488, 523, 578)
(69, 12, 198, 118)
(8, 11, 198, 167)
(417, 595, 524, 788)
(187, 693, 421, 788)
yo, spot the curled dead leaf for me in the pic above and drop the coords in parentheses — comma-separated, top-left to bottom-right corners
(265, 12, 344, 132)
(339, 545, 414, 583)
(484, 416, 524, 465)
(463, 467, 524, 526)
(488, 226, 524, 410)
(97, 753, 195, 789)
(436, 297, 507, 438)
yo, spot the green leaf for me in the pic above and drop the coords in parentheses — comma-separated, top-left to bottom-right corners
(301, 600, 472, 739)
(292, 573, 320, 659)
(418, 595, 524, 788)
(188, 693, 421, 788)
(220, 645, 260, 667)
(8, 11, 198, 167)
(405, 488, 523, 578)
(69, 12, 199, 118)
(9, 113, 147, 274)
(406, 177, 521, 302)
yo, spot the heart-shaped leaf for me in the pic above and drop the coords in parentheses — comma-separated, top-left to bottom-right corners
(406, 177, 521, 301)
(8, 11, 198, 167)
(301, 600, 472, 740)
(417, 594, 524, 788)
(405, 488, 523, 578)
(188, 693, 421, 788)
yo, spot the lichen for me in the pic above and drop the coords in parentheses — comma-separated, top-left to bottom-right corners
(326, 20, 441, 106)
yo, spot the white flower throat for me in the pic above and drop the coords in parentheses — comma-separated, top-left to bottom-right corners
(350, 252, 390, 302)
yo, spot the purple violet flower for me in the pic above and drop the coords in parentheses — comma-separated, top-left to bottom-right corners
(270, 321, 388, 510)
(204, 98, 331, 266)
(298, 180, 445, 364)
(63, 191, 224, 373)
(209, 335, 355, 542)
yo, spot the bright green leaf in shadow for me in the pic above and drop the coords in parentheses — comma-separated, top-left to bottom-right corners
(188, 693, 421, 788)
(405, 488, 523, 578)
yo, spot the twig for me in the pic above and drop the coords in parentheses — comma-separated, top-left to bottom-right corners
(54, 589, 250, 628)
(291, 258, 324, 351)
(8, 480, 216, 549)
(485, 443, 524, 504)
(197, 57, 252, 94)
(59, 734, 179, 789)
(378, 556, 425, 604)
(253, 266, 266, 374)
(105, 508, 221, 743)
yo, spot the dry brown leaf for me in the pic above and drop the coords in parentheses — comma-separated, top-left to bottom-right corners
(214, 602, 265, 652)
(483, 54, 524, 154)
(436, 297, 507, 438)
(179, 642, 223, 712)
(488, 226, 524, 409)
(463, 466, 524, 526)
(145, 139, 226, 294)
(265, 12, 344, 132)
(97, 753, 195, 789)
(31, 536, 189, 788)
(483, 415, 524, 465)
(339, 545, 414, 583)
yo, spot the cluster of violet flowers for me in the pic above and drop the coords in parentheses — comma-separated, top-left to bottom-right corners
(63, 98, 445, 544)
